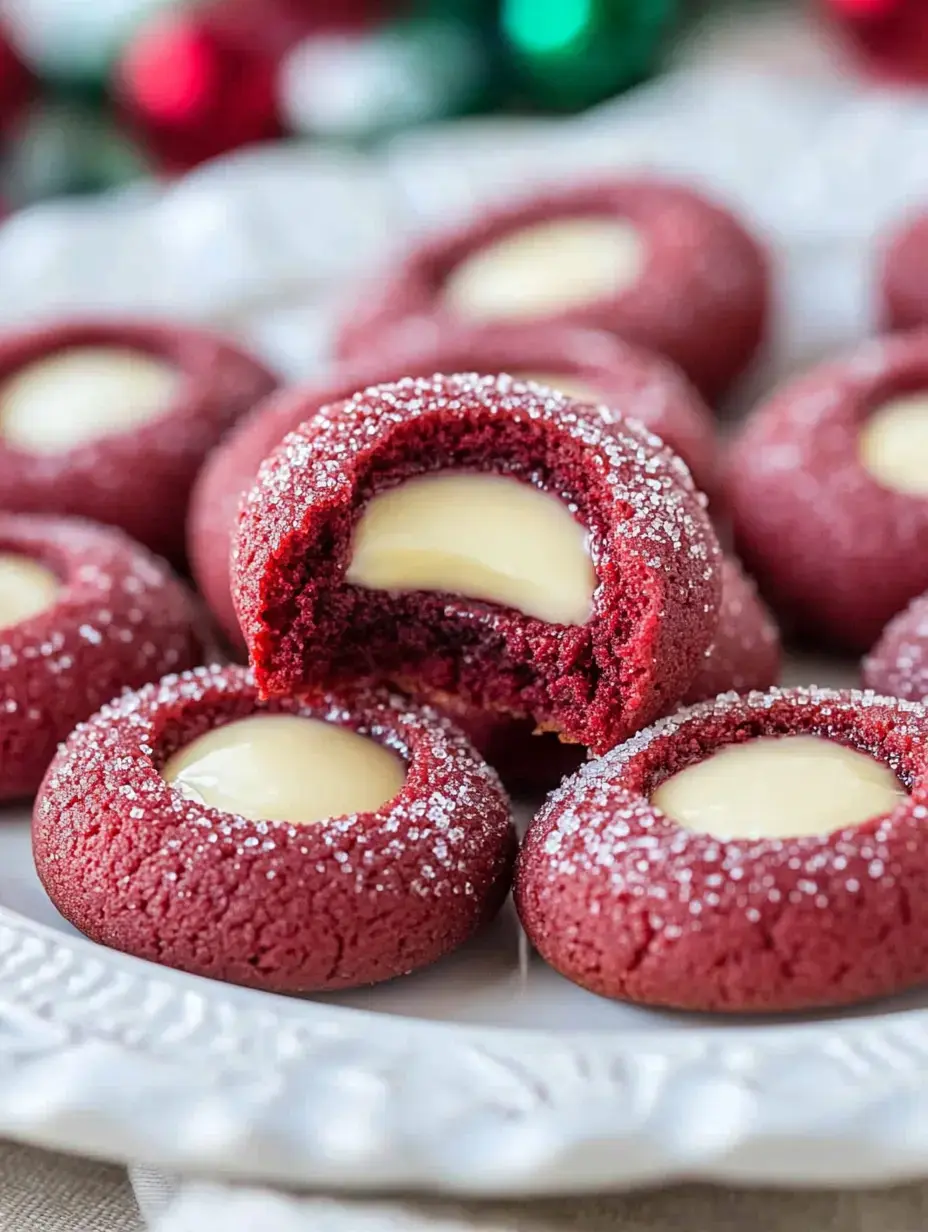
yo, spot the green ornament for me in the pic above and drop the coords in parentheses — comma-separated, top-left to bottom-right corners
(501, 0, 681, 110)
(2, 104, 150, 207)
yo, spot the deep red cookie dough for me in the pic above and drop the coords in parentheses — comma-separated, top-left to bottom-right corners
(0, 319, 277, 564)
(233, 374, 723, 755)
(333, 180, 769, 401)
(439, 557, 780, 795)
(189, 323, 718, 644)
(880, 211, 928, 332)
(728, 332, 928, 651)
(515, 687, 928, 1013)
(863, 589, 928, 701)
(33, 663, 515, 993)
(0, 513, 207, 801)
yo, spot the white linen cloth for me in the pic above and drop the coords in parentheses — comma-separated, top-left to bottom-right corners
(7, 1142, 928, 1232)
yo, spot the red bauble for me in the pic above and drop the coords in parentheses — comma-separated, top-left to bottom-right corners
(827, 0, 928, 83)
(0, 23, 33, 137)
(116, 0, 377, 171)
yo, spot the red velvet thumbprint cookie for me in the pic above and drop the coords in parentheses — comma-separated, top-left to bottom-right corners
(189, 323, 717, 643)
(233, 375, 723, 755)
(516, 687, 928, 1013)
(333, 180, 769, 400)
(728, 332, 928, 651)
(0, 319, 277, 563)
(863, 589, 928, 702)
(0, 514, 206, 800)
(880, 211, 928, 332)
(33, 663, 515, 992)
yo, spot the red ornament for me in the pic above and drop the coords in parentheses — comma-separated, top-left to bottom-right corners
(0, 23, 33, 138)
(116, 0, 377, 172)
(826, 0, 928, 83)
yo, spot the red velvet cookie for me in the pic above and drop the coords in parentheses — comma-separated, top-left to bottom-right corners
(728, 332, 928, 651)
(443, 556, 780, 795)
(880, 211, 928, 332)
(863, 589, 928, 701)
(0, 319, 277, 563)
(189, 323, 717, 645)
(33, 663, 515, 993)
(333, 180, 769, 400)
(234, 374, 722, 755)
(515, 687, 928, 1013)
(684, 557, 780, 704)
(0, 513, 207, 800)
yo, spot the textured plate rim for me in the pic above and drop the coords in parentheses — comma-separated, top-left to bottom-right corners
(1, 904, 928, 1193)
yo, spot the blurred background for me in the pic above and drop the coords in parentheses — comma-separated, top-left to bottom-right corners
(0, 0, 922, 210)
(0, 0, 924, 383)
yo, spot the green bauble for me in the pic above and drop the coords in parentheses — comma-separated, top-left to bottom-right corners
(501, 0, 681, 109)
(2, 104, 150, 206)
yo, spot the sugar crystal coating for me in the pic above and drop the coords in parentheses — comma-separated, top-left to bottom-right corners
(33, 662, 515, 993)
(863, 588, 928, 702)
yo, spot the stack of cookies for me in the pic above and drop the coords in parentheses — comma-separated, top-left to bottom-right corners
(16, 176, 928, 1014)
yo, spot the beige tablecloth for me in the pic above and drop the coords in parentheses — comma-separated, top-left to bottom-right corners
(7, 1141, 928, 1232)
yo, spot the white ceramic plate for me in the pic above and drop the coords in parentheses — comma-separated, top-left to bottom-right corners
(8, 658, 928, 1198)
(2, 71, 928, 1194)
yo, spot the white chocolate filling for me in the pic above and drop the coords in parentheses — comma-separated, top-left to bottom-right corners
(162, 713, 406, 825)
(859, 392, 928, 496)
(651, 734, 904, 840)
(0, 347, 179, 454)
(443, 218, 645, 322)
(516, 373, 604, 404)
(0, 553, 59, 630)
(346, 472, 596, 625)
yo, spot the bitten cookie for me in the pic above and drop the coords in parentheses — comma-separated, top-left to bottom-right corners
(0, 513, 207, 800)
(516, 687, 928, 1013)
(728, 332, 928, 651)
(334, 179, 769, 400)
(0, 319, 277, 562)
(233, 374, 722, 755)
(189, 323, 717, 644)
(34, 663, 515, 993)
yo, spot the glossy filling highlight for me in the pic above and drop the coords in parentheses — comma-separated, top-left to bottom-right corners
(651, 734, 904, 840)
(443, 218, 645, 322)
(0, 553, 59, 629)
(346, 472, 596, 625)
(162, 713, 406, 825)
(0, 347, 179, 454)
(860, 392, 928, 496)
